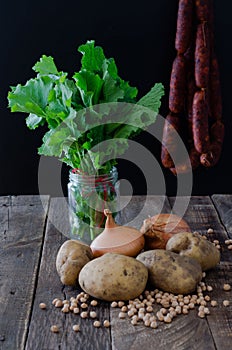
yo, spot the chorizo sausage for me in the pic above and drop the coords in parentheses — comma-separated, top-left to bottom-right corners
(192, 89, 210, 153)
(169, 55, 187, 114)
(200, 121, 224, 167)
(175, 0, 194, 54)
(209, 54, 223, 120)
(195, 22, 210, 88)
(170, 146, 200, 175)
(195, 0, 210, 22)
(161, 113, 182, 168)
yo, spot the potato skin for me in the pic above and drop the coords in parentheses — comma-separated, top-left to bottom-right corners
(56, 240, 93, 286)
(136, 250, 202, 294)
(78, 253, 148, 301)
(166, 232, 220, 271)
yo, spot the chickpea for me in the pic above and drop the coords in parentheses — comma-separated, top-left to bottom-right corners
(90, 300, 98, 306)
(93, 320, 101, 328)
(103, 320, 110, 328)
(50, 325, 59, 333)
(223, 284, 231, 291)
(223, 300, 230, 307)
(39, 303, 46, 309)
(72, 324, 80, 332)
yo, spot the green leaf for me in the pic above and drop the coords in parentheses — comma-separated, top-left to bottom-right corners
(74, 70, 103, 106)
(78, 40, 105, 73)
(102, 74, 124, 102)
(26, 113, 44, 129)
(8, 76, 54, 116)
(33, 55, 59, 75)
(137, 83, 165, 113)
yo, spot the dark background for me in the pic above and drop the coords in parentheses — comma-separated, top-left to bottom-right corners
(1, 0, 232, 197)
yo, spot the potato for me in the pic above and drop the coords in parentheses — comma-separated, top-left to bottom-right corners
(78, 253, 148, 301)
(136, 249, 202, 294)
(56, 240, 93, 286)
(166, 231, 220, 271)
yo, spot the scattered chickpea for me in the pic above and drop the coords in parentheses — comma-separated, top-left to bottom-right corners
(210, 300, 218, 307)
(150, 321, 158, 329)
(111, 301, 118, 308)
(80, 297, 87, 303)
(146, 306, 153, 313)
(118, 301, 125, 308)
(204, 307, 210, 315)
(213, 240, 219, 245)
(90, 311, 97, 319)
(90, 300, 98, 306)
(131, 318, 138, 325)
(198, 311, 205, 318)
(144, 319, 151, 327)
(80, 311, 88, 318)
(63, 300, 69, 305)
(225, 239, 232, 245)
(223, 284, 231, 291)
(223, 300, 230, 307)
(50, 325, 59, 333)
(55, 300, 63, 308)
(39, 303, 47, 309)
(228, 245, 232, 250)
(204, 295, 211, 302)
(73, 307, 80, 314)
(80, 303, 88, 309)
(93, 320, 101, 328)
(121, 306, 127, 312)
(216, 245, 221, 250)
(103, 320, 110, 328)
(52, 298, 59, 305)
(207, 228, 214, 234)
(72, 324, 80, 332)
(206, 285, 213, 292)
(118, 312, 126, 319)
(164, 315, 172, 323)
(62, 305, 70, 313)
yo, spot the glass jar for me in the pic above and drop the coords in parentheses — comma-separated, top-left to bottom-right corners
(68, 167, 119, 244)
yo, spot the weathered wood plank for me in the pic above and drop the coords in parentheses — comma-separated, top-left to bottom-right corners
(118, 195, 170, 228)
(0, 195, 50, 350)
(169, 196, 232, 262)
(205, 262, 232, 349)
(111, 196, 216, 350)
(211, 194, 232, 238)
(111, 308, 216, 350)
(25, 197, 111, 350)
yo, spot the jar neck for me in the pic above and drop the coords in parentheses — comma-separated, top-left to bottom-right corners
(69, 166, 118, 185)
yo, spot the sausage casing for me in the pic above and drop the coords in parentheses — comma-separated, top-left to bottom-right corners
(175, 0, 194, 54)
(169, 55, 187, 114)
(192, 90, 210, 153)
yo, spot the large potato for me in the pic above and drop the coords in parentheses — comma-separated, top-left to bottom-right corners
(56, 240, 93, 286)
(166, 232, 220, 271)
(78, 253, 148, 301)
(136, 249, 202, 294)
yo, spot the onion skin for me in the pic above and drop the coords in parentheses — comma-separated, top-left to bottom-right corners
(140, 213, 191, 250)
(90, 209, 145, 258)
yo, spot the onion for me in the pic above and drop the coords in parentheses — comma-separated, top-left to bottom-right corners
(90, 209, 145, 258)
(140, 213, 191, 250)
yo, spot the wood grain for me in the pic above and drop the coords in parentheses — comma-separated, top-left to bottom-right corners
(0, 195, 49, 350)
(25, 197, 111, 350)
(211, 194, 232, 238)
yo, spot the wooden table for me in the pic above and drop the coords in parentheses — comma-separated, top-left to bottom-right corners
(1, 195, 232, 350)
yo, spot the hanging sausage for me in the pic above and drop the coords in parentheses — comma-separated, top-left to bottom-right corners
(161, 0, 224, 174)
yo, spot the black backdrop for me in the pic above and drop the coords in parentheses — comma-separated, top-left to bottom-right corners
(1, 0, 232, 197)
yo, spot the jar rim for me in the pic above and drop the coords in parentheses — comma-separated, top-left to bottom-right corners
(69, 166, 118, 185)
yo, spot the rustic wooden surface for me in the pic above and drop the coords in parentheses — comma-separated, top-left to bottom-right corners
(0, 195, 232, 350)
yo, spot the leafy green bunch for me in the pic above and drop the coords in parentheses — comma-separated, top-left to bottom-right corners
(8, 40, 164, 175)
